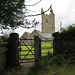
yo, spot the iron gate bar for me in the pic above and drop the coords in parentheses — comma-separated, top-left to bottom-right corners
(20, 39, 34, 40)
(20, 54, 34, 56)
(20, 58, 34, 60)
(20, 61, 34, 63)
(19, 50, 34, 51)
(19, 39, 34, 62)
(20, 39, 34, 46)
(20, 60, 34, 63)
(41, 40, 53, 42)
(42, 47, 53, 49)
(42, 53, 48, 54)
(20, 50, 33, 61)
(21, 45, 33, 46)
(21, 40, 34, 55)
(21, 39, 33, 50)
(20, 49, 33, 62)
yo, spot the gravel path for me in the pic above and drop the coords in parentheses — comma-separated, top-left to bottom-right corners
(17, 62, 34, 75)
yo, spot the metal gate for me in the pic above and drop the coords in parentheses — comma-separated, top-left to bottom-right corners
(41, 40, 53, 57)
(18, 37, 53, 63)
(19, 39, 34, 63)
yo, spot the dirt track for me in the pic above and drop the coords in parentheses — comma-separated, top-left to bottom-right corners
(3, 61, 34, 75)
(17, 62, 34, 75)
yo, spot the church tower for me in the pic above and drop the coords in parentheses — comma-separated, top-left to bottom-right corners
(41, 6, 55, 33)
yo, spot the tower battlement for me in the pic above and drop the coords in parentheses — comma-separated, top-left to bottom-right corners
(41, 7, 55, 33)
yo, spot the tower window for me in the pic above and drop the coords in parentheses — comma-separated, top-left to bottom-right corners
(46, 19, 48, 23)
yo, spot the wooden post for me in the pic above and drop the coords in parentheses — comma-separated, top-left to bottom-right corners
(39, 38, 41, 59)
(7, 33, 19, 68)
(34, 36, 41, 66)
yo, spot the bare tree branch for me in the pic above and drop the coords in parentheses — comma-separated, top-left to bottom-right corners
(24, 5, 52, 17)
(20, 19, 40, 29)
(20, 4, 52, 29)
(20, 24, 39, 29)
(25, 0, 42, 6)
(26, 9, 40, 12)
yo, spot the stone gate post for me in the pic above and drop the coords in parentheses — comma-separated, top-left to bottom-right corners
(34, 36, 41, 66)
(7, 33, 19, 68)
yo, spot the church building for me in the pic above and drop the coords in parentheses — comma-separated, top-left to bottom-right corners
(21, 7, 55, 42)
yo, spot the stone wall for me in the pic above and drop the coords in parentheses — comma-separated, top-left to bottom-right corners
(0, 42, 8, 75)
(53, 31, 75, 59)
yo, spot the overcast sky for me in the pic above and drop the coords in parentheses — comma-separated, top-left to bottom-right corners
(14, 0, 75, 36)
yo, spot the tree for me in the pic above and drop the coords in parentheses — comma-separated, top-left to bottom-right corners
(0, 0, 25, 28)
(0, 0, 51, 31)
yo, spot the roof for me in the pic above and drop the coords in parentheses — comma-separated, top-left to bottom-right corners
(30, 29, 52, 38)
(21, 29, 52, 39)
(30, 29, 43, 38)
(20, 32, 30, 38)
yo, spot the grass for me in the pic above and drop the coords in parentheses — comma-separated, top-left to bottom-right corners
(3, 55, 75, 75)
(19, 42, 53, 59)
(26, 56, 75, 75)
(3, 67, 21, 75)
(26, 65, 75, 75)
(4, 42, 75, 75)
(4, 57, 75, 75)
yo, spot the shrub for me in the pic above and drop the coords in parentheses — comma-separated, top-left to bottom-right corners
(53, 24, 75, 64)
(0, 36, 9, 42)
(49, 55, 66, 66)
(43, 53, 74, 66)
(67, 24, 75, 31)
(60, 24, 75, 33)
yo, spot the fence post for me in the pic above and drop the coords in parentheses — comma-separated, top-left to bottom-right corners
(39, 38, 41, 59)
(7, 33, 19, 68)
(34, 36, 41, 66)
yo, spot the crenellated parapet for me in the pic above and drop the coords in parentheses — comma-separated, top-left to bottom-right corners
(41, 6, 55, 33)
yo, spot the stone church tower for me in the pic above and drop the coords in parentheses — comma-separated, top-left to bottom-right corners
(41, 7, 55, 33)
(21, 6, 55, 42)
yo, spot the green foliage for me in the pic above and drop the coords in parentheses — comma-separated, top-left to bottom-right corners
(47, 52, 53, 58)
(0, 36, 9, 42)
(26, 54, 75, 75)
(0, 0, 25, 28)
(60, 24, 75, 33)
(26, 50, 75, 75)
(45, 54, 75, 66)
(3, 68, 21, 75)
(53, 24, 75, 63)
(67, 24, 75, 31)
(60, 27, 66, 32)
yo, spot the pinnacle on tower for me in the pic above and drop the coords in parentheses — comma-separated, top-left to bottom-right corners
(50, 5, 54, 14)
(41, 8, 44, 14)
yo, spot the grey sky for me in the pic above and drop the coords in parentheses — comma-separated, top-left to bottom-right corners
(14, 0, 75, 36)
(0, 0, 75, 36)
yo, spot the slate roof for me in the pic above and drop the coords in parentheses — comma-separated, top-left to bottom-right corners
(20, 32, 30, 38)
(31, 30, 52, 38)
(21, 29, 52, 39)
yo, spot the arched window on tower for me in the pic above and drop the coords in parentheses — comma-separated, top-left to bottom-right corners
(46, 19, 48, 23)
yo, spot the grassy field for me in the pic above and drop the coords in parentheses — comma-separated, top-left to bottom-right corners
(19, 42, 53, 59)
